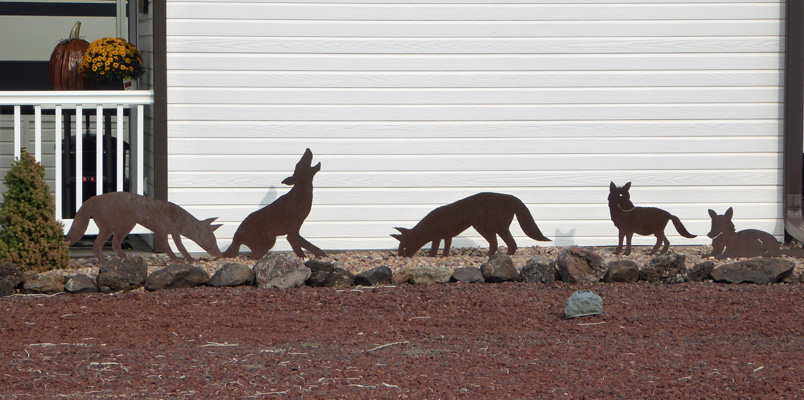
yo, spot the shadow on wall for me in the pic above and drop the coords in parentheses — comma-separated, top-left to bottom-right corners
(554, 228, 576, 247)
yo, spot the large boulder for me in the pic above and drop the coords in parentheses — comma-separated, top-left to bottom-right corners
(640, 253, 688, 284)
(603, 260, 639, 283)
(96, 257, 147, 293)
(520, 256, 558, 284)
(451, 267, 485, 283)
(556, 246, 607, 283)
(711, 258, 795, 284)
(355, 266, 393, 286)
(145, 264, 210, 291)
(64, 274, 98, 293)
(0, 263, 24, 296)
(564, 290, 603, 319)
(21, 271, 64, 294)
(254, 254, 305, 288)
(207, 263, 255, 287)
(480, 254, 521, 283)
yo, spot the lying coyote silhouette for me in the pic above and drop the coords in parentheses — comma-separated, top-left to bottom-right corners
(65, 192, 223, 263)
(608, 182, 696, 255)
(391, 192, 551, 257)
(224, 148, 326, 260)
(707, 207, 804, 258)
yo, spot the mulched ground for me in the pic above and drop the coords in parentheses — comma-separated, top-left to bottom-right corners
(2, 271, 804, 398)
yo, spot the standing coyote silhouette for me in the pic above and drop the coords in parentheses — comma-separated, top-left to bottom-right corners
(391, 192, 551, 257)
(224, 148, 326, 260)
(707, 207, 804, 258)
(65, 192, 223, 263)
(608, 182, 696, 255)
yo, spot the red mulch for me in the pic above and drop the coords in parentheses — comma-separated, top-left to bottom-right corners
(1, 282, 803, 399)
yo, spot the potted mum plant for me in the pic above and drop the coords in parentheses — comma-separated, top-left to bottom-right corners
(78, 37, 145, 89)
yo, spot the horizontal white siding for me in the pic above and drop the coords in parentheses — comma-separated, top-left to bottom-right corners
(166, 0, 785, 253)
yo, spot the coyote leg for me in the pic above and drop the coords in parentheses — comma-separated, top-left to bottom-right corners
(288, 234, 325, 258)
(614, 231, 625, 255)
(442, 237, 452, 257)
(498, 228, 517, 255)
(428, 239, 441, 257)
(172, 233, 195, 262)
(623, 232, 634, 256)
(94, 228, 112, 263)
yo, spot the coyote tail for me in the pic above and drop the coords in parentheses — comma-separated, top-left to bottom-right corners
(670, 215, 696, 239)
(514, 200, 551, 242)
(781, 248, 804, 258)
(64, 206, 91, 245)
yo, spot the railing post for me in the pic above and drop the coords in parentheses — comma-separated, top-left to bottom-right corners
(34, 105, 42, 162)
(96, 105, 104, 197)
(75, 105, 83, 213)
(13, 105, 21, 160)
(55, 105, 63, 221)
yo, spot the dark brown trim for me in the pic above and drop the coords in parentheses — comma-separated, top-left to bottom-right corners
(784, 0, 804, 243)
(152, 0, 169, 251)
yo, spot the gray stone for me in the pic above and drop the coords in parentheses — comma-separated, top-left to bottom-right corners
(603, 260, 640, 283)
(208, 263, 255, 287)
(0, 263, 23, 296)
(96, 256, 147, 293)
(261, 267, 312, 290)
(64, 274, 98, 293)
(480, 254, 521, 283)
(392, 267, 414, 285)
(145, 264, 210, 291)
(689, 261, 715, 282)
(355, 265, 393, 286)
(640, 253, 689, 284)
(521, 256, 558, 283)
(711, 258, 795, 284)
(556, 246, 607, 284)
(411, 266, 452, 285)
(254, 254, 305, 288)
(564, 290, 603, 319)
(21, 271, 64, 294)
(451, 267, 485, 283)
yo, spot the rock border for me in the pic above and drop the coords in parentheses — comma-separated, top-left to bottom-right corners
(3, 246, 803, 296)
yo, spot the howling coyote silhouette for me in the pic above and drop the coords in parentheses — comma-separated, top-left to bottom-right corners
(391, 192, 551, 257)
(224, 148, 326, 260)
(65, 192, 223, 264)
(707, 207, 804, 258)
(608, 182, 696, 255)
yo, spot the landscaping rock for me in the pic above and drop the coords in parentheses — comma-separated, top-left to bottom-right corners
(0, 263, 24, 296)
(640, 253, 688, 284)
(564, 290, 603, 319)
(392, 267, 414, 285)
(21, 271, 64, 294)
(689, 261, 715, 282)
(480, 254, 521, 283)
(411, 266, 452, 285)
(260, 267, 312, 290)
(603, 260, 639, 283)
(711, 258, 795, 284)
(96, 256, 147, 293)
(556, 246, 607, 283)
(355, 265, 393, 286)
(305, 260, 355, 288)
(254, 254, 304, 287)
(64, 274, 98, 293)
(145, 264, 210, 291)
(208, 263, 255, 287)
(451, 267, 485, 283)
(520, 256, 558, 283)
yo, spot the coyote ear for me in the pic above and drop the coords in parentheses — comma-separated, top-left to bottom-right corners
(202, 217, 218, 225)
(610, 181, 616, 190)
(725, 207, 734, 219)
(394, 227, 410, 234)
(211, 224, 222, 232)
(708, 209, 717, 219)
(390, 234, 402, 241)
(312, 162, 321, 173)
(623, 182, 631, 190)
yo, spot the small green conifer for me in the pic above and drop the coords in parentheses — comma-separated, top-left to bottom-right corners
(0, 149, 70, 271)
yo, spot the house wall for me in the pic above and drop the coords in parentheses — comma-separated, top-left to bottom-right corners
(165, 0, 785, 253)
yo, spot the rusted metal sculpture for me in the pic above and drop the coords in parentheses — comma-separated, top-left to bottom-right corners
(65, 192, 223, 263)
(391, 192, 551, 257)
(224, 148, 326, 260)
(608, 182, 696, 255)
(707, 207, 804, 258)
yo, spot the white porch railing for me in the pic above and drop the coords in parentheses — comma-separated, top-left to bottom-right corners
(0, 90, 154, 234)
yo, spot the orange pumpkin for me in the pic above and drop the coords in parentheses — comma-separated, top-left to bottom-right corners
(48, 22, 90, 90)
